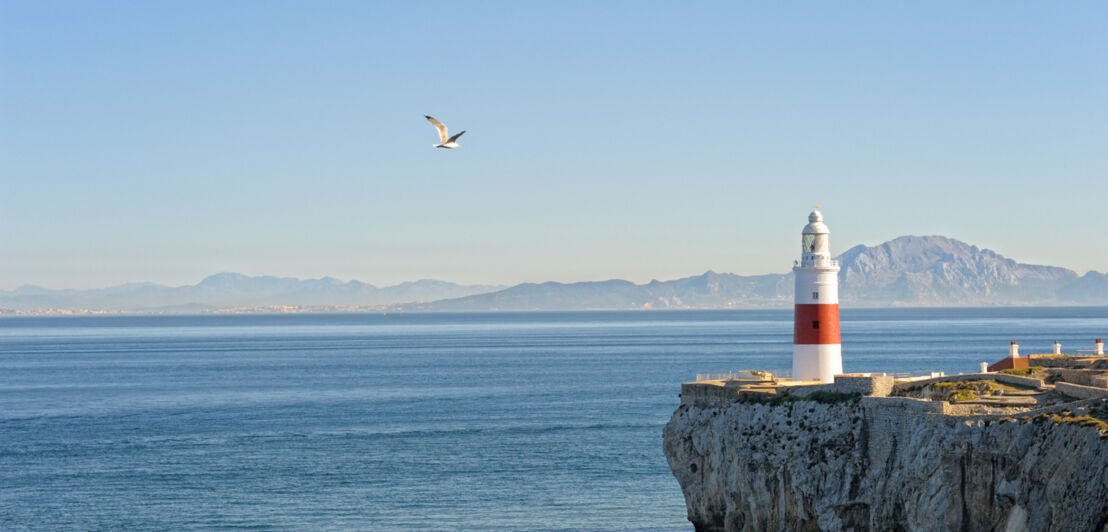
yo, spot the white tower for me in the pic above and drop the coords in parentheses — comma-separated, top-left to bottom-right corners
(792, 208, 843, 383)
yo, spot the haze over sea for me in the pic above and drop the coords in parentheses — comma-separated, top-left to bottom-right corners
(3, 308, 1107, 530)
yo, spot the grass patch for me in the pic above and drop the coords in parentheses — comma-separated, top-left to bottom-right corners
(742, 391, 861, 406)
(951, 390, 977, 402)
(1028, 411, 1108, 437)
(999, 366, 1045, 376)
(928, 380, 1000, 403)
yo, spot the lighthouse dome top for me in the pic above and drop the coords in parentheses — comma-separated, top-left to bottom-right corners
(802, 208, 829, 235)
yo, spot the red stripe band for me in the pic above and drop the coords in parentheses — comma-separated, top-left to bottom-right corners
(793, 304, 840, 344)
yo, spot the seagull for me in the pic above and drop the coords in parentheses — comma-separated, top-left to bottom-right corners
(425, 115, 465, 149)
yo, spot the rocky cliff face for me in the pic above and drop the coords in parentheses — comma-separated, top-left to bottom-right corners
(663, 397, 1108, 531)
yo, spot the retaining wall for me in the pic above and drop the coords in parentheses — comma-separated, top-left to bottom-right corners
(862, 396, 944, 414)
(1055, 382, 1108, 400)
(1053, 369, 1104, 386)
(783, 375, 894, 398)
(681, 382, 732, 408)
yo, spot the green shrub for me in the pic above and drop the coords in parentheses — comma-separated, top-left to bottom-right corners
(950, 390, 977, 403)
(999, 366, 1044, 376)
(742, 391, 861, 406)
(929, 380, 998, 403)
(1029, 411, 1108, 435)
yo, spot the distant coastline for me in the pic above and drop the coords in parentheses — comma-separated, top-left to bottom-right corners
(4, 235, 1106, 315)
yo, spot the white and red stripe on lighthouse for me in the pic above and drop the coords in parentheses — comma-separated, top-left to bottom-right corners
(792, 208, 842, 383)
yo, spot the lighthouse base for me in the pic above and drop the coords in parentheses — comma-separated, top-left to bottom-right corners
(792, 344, 842, 383)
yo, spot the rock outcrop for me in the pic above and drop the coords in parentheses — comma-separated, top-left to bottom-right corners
(663, 395, 1108, 531)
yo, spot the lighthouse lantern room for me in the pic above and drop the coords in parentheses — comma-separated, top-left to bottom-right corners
(792, 208, 843, 383)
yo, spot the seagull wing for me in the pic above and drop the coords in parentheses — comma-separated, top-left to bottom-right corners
(425, 115, 449, 143)
(447, 130, 466, 143)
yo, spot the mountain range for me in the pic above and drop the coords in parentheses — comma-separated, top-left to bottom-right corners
(402, 236, 1106, 311)
(0, 273, 504, 313)
(2, 236, 1105, 314)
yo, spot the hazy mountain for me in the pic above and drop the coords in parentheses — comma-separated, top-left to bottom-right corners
(1054, 271, 1108, 304)
(0, 274, 505, 312)
(836, 236, 1080, 305)
(401, 272, 792, 311)
(4, 236, 1104, 314)
(404, 236, 1101, 311)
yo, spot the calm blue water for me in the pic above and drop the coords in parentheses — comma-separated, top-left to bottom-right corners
(2, 308, 1107, 530)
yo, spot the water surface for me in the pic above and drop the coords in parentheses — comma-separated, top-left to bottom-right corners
(2, 308, 1107, 530)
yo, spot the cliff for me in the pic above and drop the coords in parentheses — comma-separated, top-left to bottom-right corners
(663, 383, 1108, 531)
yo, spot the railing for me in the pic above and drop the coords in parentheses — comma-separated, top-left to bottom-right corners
(696, 369, 791, 382)
(885, 370, 945, 379)
(694, 369, 943, 382)
(695, 372, 736, 382)
(795, 257, 840, 269)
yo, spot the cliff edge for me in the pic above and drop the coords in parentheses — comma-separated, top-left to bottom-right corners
(663, 373, 1108, 531)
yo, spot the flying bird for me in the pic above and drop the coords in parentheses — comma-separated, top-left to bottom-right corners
(424, 115, 465, 149)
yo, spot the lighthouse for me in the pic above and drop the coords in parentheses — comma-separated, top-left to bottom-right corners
(792, 208, 842, 383)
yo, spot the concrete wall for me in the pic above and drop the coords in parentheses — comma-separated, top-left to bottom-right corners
(1055, 382, 1108, 400)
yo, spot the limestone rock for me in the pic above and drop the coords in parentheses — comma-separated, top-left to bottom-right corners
(663, 398, 1108, 531)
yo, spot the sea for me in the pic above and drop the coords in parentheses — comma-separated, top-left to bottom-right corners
(2, 307, 1107, 531)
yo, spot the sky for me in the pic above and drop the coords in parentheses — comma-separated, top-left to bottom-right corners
(2, 2, 1106, 290)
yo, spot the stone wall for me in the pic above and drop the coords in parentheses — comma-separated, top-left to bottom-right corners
(835, 375, 894, 397)
(682, 375, 896, 408)
(1055, 382, 1108, 400)
(784, 375, 893, 399)
(1054, 368, 1101, 386)
(680, 382, 732, 408)
(861, 395, 943, 414)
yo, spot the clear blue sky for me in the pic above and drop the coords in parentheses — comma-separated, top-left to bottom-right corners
(2, 2, 1106, 289)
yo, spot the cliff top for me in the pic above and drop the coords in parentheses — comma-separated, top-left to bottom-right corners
(682, 356, 1108, 428)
